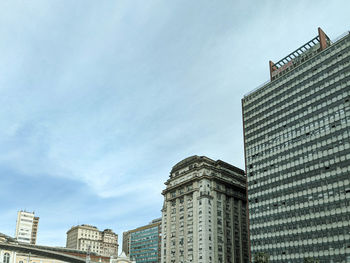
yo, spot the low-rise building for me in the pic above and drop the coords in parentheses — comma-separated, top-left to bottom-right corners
(0, 232, 111, 263)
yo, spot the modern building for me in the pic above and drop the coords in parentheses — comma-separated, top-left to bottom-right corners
(242, 28, 350, 262)
(15, 211, 39, 244)
(161, 155, 249, 263)
(123, 218, 161, 263)
(66, 224, 118, 257)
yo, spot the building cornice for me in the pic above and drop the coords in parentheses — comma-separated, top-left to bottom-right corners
(126, 222, 161, 234)
(162, 174, 246, 197)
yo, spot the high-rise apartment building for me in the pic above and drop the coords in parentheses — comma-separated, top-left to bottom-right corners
(15, 211, 39, 244)
(123, 218, 162, 262)
(161, 155, 248, 263)
(242, 28, 350, 262)
(66, 224, 118, 257)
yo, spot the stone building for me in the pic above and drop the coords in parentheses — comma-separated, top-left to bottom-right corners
(161, 155, 249, 263)
(66, 224, 118, 257)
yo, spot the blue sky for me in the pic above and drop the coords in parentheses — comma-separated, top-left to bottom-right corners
(0, 0, 349, 249)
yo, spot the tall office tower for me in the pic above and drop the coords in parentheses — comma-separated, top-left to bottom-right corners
(242, 28, 350, 263)
(66, 224, 118, 257)
(161, 156, 248, 263)
(123, 218, 162, 262)
(15, 211, 39, 244)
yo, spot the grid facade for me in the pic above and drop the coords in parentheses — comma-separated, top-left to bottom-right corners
(161, 156, 249, 263)
(242, 31, 350, 262)
(129, 223, 161, 263)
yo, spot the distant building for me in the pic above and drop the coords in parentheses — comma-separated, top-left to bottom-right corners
(31, 216, 39, 245)
(110, 252, 136, 263)
(0, 232, 112, 263)
(242, 28, 350, 262)
(122, 231, 131, 256)
(161, 155, 249, 263)
(123, 219, 161, 263)
(15, 211, 39, 244)
(66, 224, 118, 257)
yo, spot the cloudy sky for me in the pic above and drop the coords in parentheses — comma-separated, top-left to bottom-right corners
(0, 0, 348, 248)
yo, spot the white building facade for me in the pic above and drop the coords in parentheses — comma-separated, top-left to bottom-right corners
(161, 156, 249, 263)
(15, 211, 38, 244)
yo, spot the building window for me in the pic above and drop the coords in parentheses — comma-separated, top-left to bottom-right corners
(3, 253, 10, 263)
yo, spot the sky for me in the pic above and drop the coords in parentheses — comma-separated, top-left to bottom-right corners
(0, 0, 349, 249)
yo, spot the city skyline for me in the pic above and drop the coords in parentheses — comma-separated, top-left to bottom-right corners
(0, 0, 349, 249)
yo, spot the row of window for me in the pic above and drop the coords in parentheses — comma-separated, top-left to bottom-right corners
(243, 37, 349, 115)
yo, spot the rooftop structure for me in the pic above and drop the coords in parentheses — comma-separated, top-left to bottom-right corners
(269, 28, 331, 81)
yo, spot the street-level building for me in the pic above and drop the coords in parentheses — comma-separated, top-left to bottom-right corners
(15, 253, 68, 263)
(1, 232, 114, 263)
(15, 211, 39, 245)
(161, 155, 249, 263)
(66, 224, 118, 257)
(242, 28, 350, 262)
(123, 218, 161, 263)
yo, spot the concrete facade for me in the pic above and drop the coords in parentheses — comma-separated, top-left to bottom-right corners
(242, 28, 350, 262)
(161, 155, 249, 263)
(15, 211, 39, 245)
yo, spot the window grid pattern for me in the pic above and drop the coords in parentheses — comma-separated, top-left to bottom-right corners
(243, 34, 350, 263)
